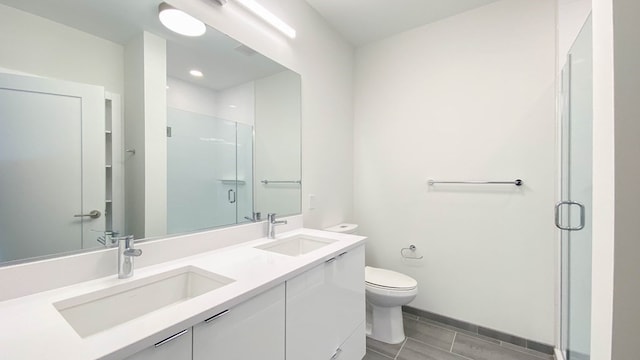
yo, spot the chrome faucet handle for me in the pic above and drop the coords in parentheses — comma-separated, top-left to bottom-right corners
(124, 248, 142, 257)
(267, 213, 287, 239)
(119, 235, 142, 255)
(244, 212, 263, 222)
(117, 235, 142, 279)
(93, 230, 119, 247)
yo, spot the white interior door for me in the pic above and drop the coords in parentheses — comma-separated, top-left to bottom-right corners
(0, 73, 105, 262)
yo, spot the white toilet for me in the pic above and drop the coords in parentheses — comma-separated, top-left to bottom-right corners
(324, 223, 418, 344)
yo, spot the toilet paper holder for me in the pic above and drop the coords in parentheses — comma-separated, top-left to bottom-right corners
(400, 245, 423, 260)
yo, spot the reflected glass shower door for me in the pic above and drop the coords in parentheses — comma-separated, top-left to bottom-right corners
(558, 15, 592, 360)
(167, 108, 251, 234)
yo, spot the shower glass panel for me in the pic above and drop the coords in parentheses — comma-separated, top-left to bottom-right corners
(559, 15, 592, 360)
(167, 107, 252, 234)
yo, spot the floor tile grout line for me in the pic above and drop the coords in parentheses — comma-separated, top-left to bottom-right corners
(412, 312, 555, 358)
(450, 332, 457, 352)
(366, 347, 395, 360)
(452, 334, 552, 360)
(403, 334, 454, 352)
(393, 338, 407, 360)
(414, 315, 477, 337)
(403, 312, 553, 360)
(402, 334, 473, 360)
(499, 340, 555, 360)
(410, 313, 551, 360)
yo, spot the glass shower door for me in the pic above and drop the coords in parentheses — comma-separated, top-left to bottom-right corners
(167, 108, 244, 234)
(557, 15, 592, 360)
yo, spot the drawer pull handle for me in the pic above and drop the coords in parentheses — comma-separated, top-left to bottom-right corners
(330, 348, 342, 359)
(205, 309, 230, 323)
(154, 329, 188, 348)
(337, 251, 348, 258)
(325, 257, 337, 263)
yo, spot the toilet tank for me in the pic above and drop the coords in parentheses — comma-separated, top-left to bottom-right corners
(324, 223, 358, 234)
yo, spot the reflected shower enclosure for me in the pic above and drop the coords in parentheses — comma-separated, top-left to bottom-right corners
(167, 108, 253, 235)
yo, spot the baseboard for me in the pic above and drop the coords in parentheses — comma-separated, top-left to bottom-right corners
(403, 305, 555, 355)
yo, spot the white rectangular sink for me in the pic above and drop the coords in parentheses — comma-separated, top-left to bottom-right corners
(255, 235, 337, 256)
(54, 266, 234, 338)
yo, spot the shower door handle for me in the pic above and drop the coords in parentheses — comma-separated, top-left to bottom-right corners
(228, 189, 236, 204)
(555, 201, 585, 231)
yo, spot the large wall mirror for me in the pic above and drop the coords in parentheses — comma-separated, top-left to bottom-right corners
(0, 0, 301, 265)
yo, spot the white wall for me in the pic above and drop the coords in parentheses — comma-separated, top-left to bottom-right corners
(168, 0, 355, 230)
(354, 0, 556, 344)
(0, 3, 123, 94)
(124, 32, 168, 239)
(255, 71, 302, 216)
(558, 0, 592, 62)
(216, 82, 255, 126)
(167, 77, 219, 118)
(591, 0, 640, 358)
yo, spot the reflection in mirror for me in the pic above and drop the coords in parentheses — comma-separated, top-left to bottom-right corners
(0, 0, 301, 265)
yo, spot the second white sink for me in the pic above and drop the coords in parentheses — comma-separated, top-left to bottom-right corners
(54, 266, 234, 337)
(255, 234, 337, 256)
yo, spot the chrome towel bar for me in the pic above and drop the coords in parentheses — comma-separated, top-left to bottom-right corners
(261, 180, 302, 185)
(427, 179, 523, 186)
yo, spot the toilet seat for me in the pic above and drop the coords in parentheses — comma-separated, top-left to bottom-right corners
(365, 266, 417, 291)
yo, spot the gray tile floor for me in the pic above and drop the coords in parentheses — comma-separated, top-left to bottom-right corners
(364, 314, 555, 360)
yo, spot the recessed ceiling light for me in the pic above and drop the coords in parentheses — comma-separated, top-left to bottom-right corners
(158, 3, 206, 37)
(190, 69, 204, 77)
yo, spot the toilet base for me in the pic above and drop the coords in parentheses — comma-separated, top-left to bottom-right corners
(366, 302, 406, 344)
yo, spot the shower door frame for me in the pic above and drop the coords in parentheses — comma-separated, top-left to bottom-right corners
(556, 14, 593, 360)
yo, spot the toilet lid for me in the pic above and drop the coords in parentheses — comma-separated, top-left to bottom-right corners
(365, 266, 417, 290)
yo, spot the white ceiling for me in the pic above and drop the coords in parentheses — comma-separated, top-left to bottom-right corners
(304, 0, 502, 46)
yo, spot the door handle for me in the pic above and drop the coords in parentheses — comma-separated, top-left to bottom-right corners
(73, 210, 101, 219)
(204, 309, 230, 323)
(228, 189, 236, 204)
(154, 329, 189, 348)
(555, 201, 585, 231)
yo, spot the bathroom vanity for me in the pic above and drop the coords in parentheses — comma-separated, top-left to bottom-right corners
(0, 228, 365, 360)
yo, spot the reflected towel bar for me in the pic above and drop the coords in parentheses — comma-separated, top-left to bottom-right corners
(427, 179, 523, 186)
(261, 180, 302, 185)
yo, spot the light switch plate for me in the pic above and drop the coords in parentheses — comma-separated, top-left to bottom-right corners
(308, 194, 316, 210)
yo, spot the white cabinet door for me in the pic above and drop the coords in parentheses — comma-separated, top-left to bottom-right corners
(335, 322, 366, 360)
(286, 245, 365, 360)
(286, 258, 338, 360)
(125, 328, 192, 360)
(193, 283, 285, 360)
(334, 246, 365, 344)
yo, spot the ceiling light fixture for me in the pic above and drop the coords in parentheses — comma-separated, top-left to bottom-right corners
(235, 0, 296, 39)
(190, 69, 204, 77)
(158, 3, 206, 37)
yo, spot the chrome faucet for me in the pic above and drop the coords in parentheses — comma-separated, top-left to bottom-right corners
(267, 213, 287, 239)
(117, 235, 142, 279)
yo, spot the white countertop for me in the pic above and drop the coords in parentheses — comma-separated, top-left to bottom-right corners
(0, 228, 366, 359)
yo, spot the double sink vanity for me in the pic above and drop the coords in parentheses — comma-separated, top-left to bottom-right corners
(0, 227, 366, 360)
